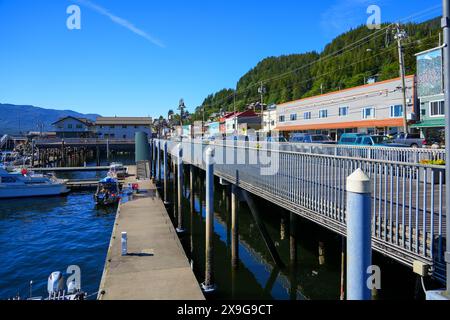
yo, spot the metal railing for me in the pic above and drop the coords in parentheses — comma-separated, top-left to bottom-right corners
(34, 138, 135, 145)
(158, 139, 446, 279)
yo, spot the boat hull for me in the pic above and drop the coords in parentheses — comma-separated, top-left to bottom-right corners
(0, 184, 69, 199)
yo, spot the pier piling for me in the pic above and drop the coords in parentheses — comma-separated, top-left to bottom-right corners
(163, 141, 169, 204)
(202, 147, 216, 293)
(231, 184, 239, 269)
(346, 168, 372, 300)
(290, 212, 297, 267)
(176, 144, 185, 233)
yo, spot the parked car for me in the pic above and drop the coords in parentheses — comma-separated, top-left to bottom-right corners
(266, 136, 288, 143)
(338, 134, 407, 147)
(290, 134, 335, 144)
(392, 132, 427, 148)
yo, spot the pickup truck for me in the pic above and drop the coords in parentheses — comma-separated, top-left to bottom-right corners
(392, 133, 427, 148)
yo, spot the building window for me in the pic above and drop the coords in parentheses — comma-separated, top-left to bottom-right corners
(123, 135, 127, 139)
(290, 113, 297, 121)
(362, 107, 375, 119)
(122, 125, 127, 129)
(430, 100, 445, 117)
(304, 112, 311, 120)
(68, 124, 73, 129)
(134, 125, 139, 129)
(390, 105, 403, 118)
(99, 125, 103, 129)
(76, 124, 83, 129)
(110, 125, 115, 129)
(319, 109, 328, 118)
(279, 115, 285, 123)
(339, 106, 349, 117)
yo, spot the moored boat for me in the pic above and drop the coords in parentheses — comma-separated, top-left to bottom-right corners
(0, 167, 69, 199)
(94, 176, 120, 206)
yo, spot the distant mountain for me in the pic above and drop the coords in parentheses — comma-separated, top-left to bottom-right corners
(0, 103, 100, 135)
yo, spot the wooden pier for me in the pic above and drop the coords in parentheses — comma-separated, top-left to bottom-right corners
(97, 166, 204, 300)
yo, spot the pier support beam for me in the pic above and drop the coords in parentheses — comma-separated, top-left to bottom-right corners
(242, 190, 285, 269)
(106, 139, 110, 164)
(346, 169, 372, 300)
(190, 165, 195, 214)
(176, 144, 185, 233)
(157, 140, 161, 183)
(163, 141, 169, 204)
(231, 184, 239, 269)
(96, 145, 100, 167)
(201, 147, 216, 293)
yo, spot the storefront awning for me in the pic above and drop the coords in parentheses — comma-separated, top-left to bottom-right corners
(410, 119, 445, 128)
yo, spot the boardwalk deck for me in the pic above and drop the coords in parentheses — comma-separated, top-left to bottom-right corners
(97, 166, 204, 300)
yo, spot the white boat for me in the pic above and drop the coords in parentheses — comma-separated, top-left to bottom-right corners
(0, 167, 69, 199)
(108, 162, 128, 179)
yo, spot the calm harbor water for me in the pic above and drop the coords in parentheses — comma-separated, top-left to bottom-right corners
(0, 170, 116, 299)
(0, 155, 426, 300)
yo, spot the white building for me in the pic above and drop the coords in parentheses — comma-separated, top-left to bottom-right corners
(94, 117, 152, 139)
(262, 105, 277, 133)
(276, 76, 416, 140)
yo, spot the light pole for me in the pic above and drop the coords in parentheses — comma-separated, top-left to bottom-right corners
(178, 99, 185, 141)
(442, 0, 450, 296)
(394, 24, 409, 134)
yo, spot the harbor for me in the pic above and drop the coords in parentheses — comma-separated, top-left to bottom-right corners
(2, 0, 450, 305)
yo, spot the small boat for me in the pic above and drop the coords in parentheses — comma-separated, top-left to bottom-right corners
(94, 176, 120, 206)
(0, 167, 69, 199)
(9, 271, 87, 300)
(108, 162, 128, 179)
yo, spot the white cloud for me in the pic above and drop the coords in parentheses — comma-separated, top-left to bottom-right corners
(321, 0, 384, 35)
(76, 0, 165, 48)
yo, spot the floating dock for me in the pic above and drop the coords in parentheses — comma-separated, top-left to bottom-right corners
(97, 166, 204, 300)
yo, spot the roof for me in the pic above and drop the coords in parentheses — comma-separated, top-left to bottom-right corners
(52, 116, 94, 126)
(95, 117, 153, 125)
(277, 75, 415, 108)
(220, 110, 259, 122)
(276, 118, 405, 131)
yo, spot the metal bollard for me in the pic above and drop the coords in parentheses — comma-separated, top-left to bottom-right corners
(346, 168, 372, 300)
(121, 232, 128, 256)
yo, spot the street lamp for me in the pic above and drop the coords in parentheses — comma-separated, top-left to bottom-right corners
(178, 99, 186, 140)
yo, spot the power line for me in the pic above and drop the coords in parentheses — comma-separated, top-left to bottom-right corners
(194, 5, 442, 113)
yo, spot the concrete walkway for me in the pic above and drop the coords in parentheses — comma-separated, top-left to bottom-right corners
(97, 167, 204, 300)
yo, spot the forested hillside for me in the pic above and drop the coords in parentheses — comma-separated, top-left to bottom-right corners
(192, 17, 441, 121)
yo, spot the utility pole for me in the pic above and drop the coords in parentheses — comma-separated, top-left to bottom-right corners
(394, 23, 409, 134)
(233, 91, 237, 137)
(202, 107, 205, 139)
(442, 0, 450, 297)
(258, 82, 266, 134)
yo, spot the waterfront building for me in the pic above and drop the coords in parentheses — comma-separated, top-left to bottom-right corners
(94, 117, 152, 140)
(275, 76, 416, 141)
(205, 121, 220, 137)
(220, 110, 262, 135)
(262, 104, 277, 133)
(411, 47, 445, 143)
(52, 116, 95, 138)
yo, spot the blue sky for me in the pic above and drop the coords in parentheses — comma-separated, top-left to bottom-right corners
(0, 0, 443, 118)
